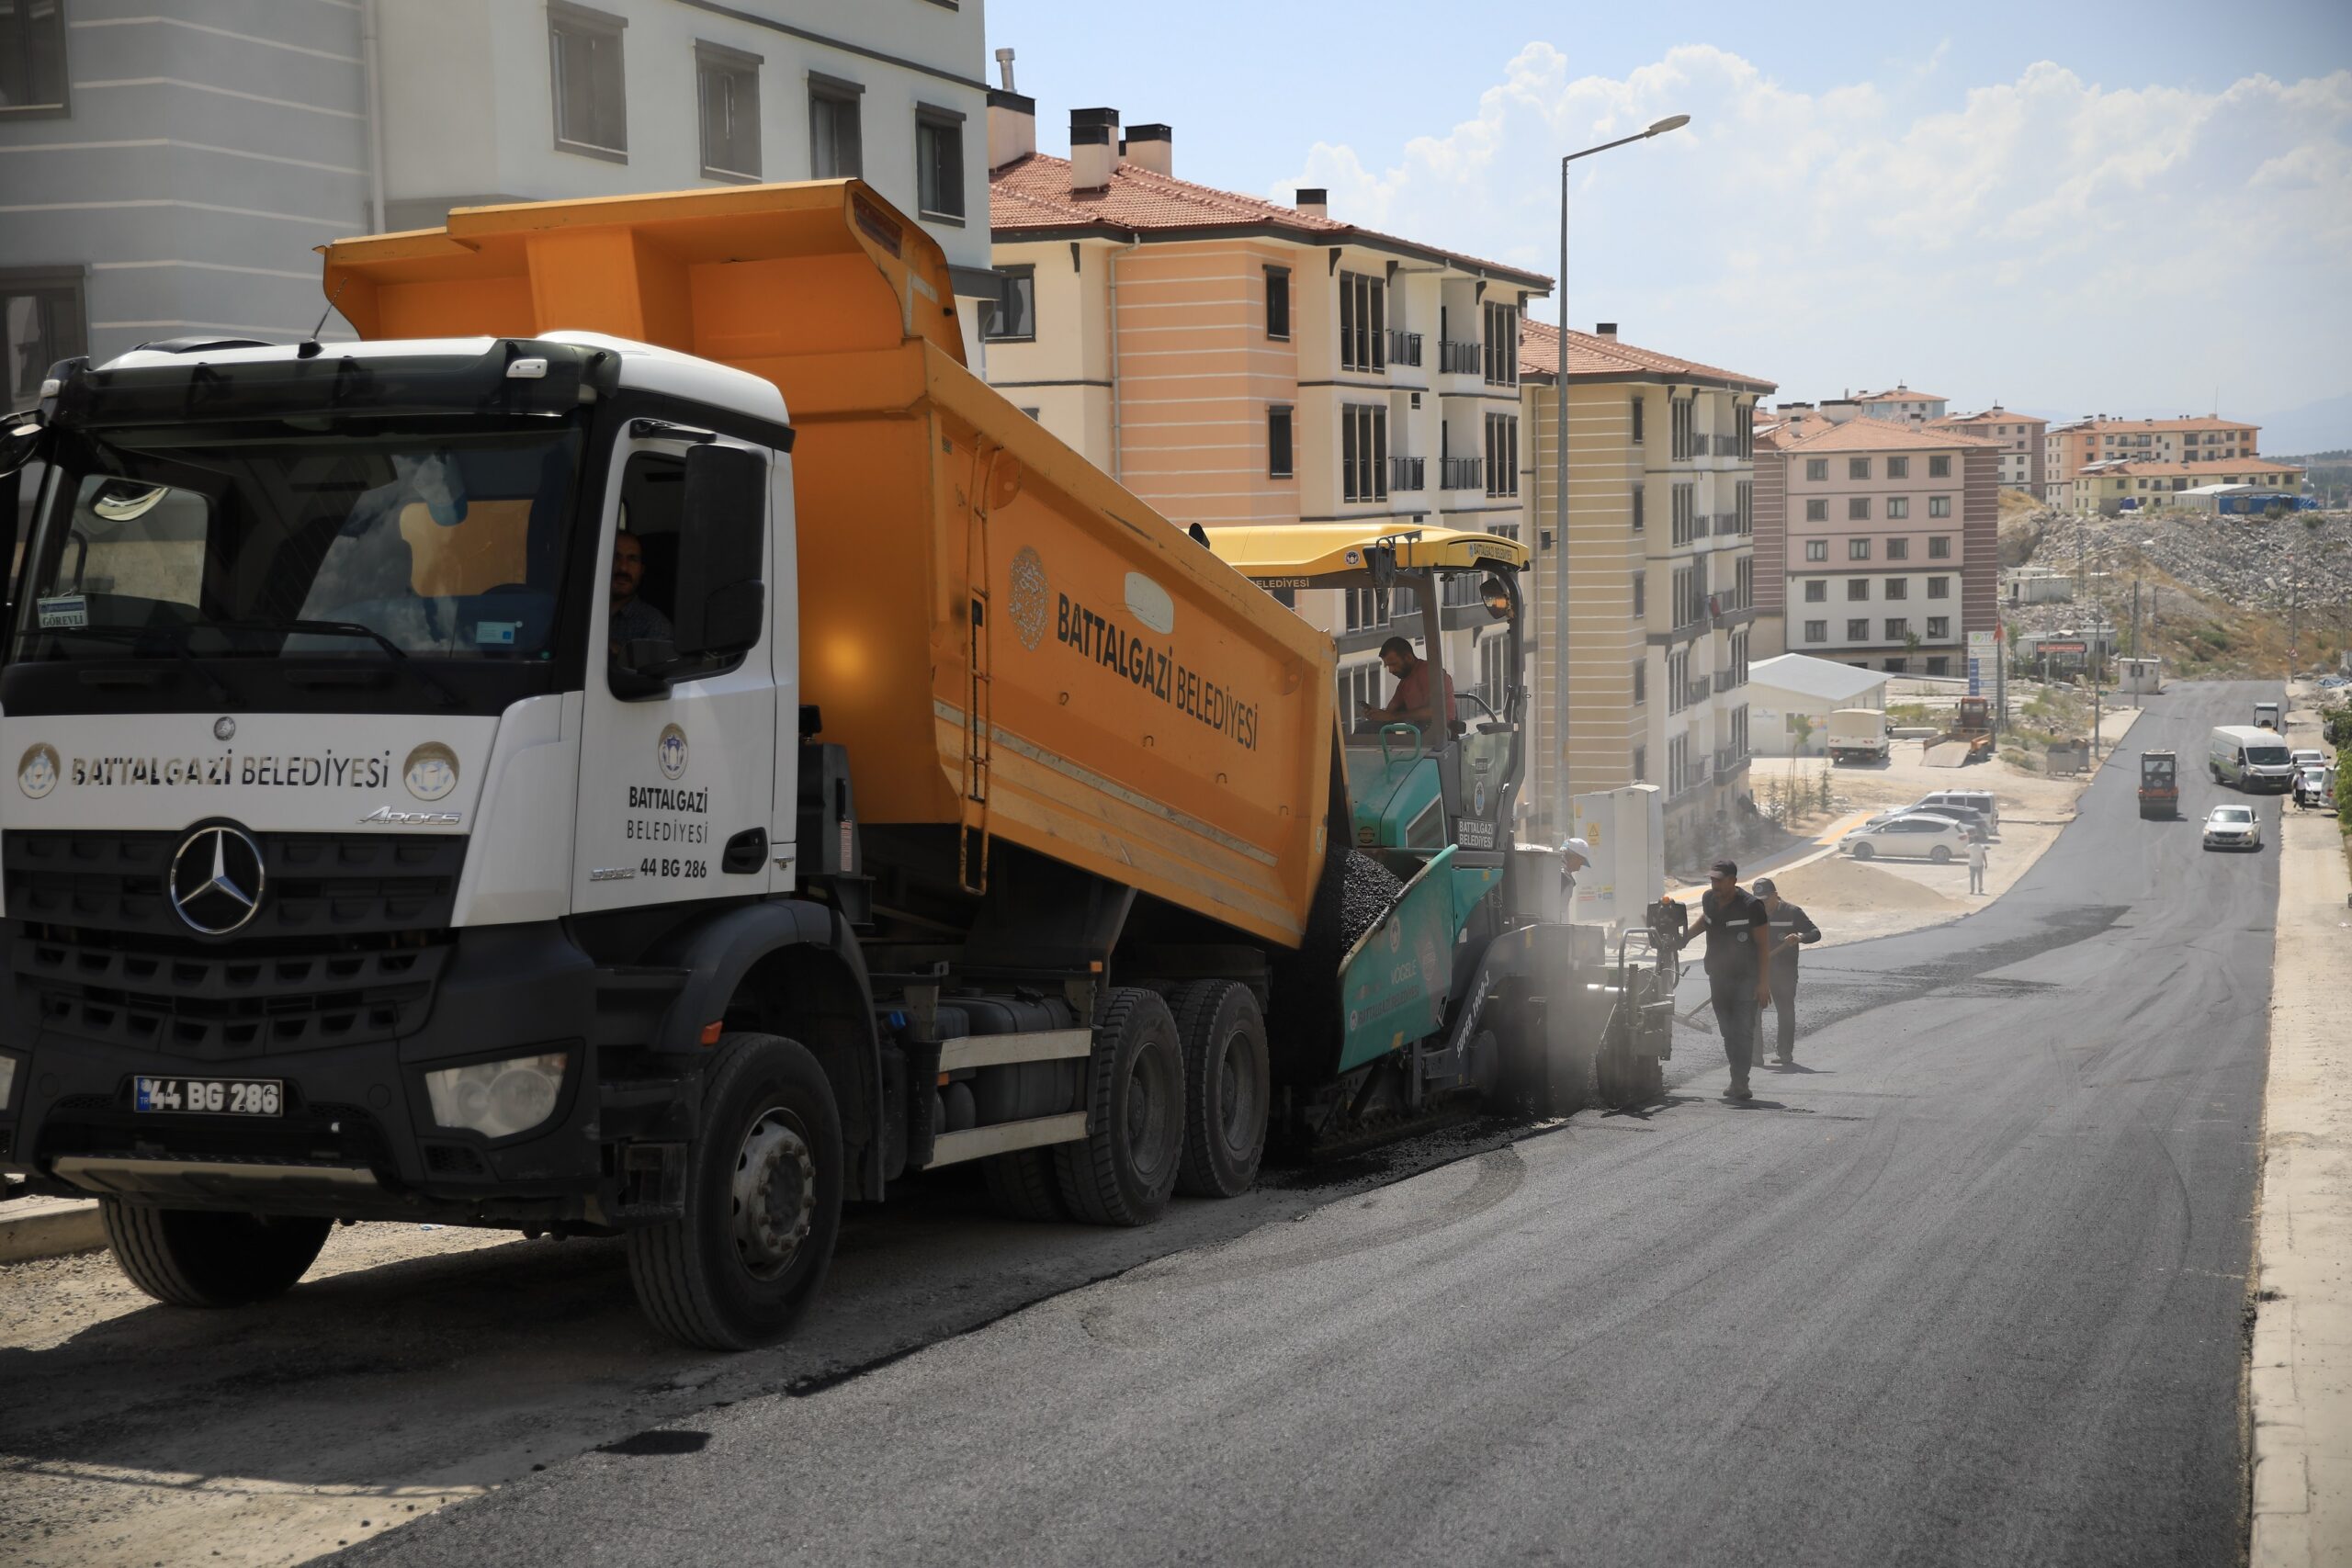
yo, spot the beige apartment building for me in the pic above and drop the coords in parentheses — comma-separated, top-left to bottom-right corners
(983, 98, 1550, 752)
(1931, 406, 2047, 493)
(1518, 321, 1774, 852)
(1750, 412, 2001, 674)
(2043, 415, 2260, 507)
(2071, 457, 2306, 515)
(1855, 385, 1949, 424)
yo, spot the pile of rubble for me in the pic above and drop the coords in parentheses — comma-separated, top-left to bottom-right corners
(2012, 511, 2352, 645)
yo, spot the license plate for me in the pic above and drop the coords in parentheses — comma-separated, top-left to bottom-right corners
(134, 1077, 284, 1117)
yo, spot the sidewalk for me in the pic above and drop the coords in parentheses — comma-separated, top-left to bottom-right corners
(0, 1194, 105, 1264)
(2250, 813, 2352, 1567)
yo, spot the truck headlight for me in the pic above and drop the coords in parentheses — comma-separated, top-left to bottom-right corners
(0, 1054, 17, 1111)
(424, 1052, 568, 1139)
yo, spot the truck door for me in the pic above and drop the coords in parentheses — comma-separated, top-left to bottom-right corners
(571, 428, 783, 912)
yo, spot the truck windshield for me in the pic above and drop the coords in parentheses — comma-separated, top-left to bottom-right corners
(12, 420, 582, 665)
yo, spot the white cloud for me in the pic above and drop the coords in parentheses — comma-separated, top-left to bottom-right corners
(1277, 47, 2352, 417)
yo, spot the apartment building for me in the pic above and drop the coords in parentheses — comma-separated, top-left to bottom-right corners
(2071, 457, 2306, 515)
(1518, 320, 1774, 852)
(1931, 406, 2047, 493)
(0, 0, 1000, 397)
(2043, 415, 2261, 507)
(1751, 412, 2000, 674)
(1855, 384, 1948, 424)
(985, 101, 1550, 746)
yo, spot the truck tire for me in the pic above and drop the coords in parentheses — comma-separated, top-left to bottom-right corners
(981, 1147, 1066, 1222)
(627, 1032, 842, 1351)
(1055, 987, 1183, 1226)
(102, 1203, 332, 1307)
(1170, 980, 1269, 1199)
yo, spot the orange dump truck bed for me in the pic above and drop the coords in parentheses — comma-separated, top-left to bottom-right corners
(321, 180, 1336, 947)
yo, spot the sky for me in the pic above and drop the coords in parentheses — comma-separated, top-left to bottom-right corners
(984, 0, 2352, 440)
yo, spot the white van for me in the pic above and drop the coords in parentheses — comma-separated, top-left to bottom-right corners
(2209, 725, 2297, 792)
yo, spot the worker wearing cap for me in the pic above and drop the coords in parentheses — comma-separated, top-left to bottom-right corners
(1559, 837, 1590, 919)
(1679, 858, 1772, 1100)
(1753, 876, 1820, 1067)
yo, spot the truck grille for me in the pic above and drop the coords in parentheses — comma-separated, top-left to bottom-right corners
(3, 829, 466, 941)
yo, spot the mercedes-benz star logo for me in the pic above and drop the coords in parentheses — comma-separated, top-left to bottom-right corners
(169, 825, 266, 935)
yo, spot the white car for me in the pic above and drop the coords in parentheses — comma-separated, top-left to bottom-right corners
(2201, 805, 2263, 852)
(2290, 749, 2324, 771)
(1847, 813, 1973, 863)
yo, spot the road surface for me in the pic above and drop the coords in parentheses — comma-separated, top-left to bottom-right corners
(315, 680, 2274, 1568)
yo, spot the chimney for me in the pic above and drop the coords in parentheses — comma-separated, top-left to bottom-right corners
(988, 88, 1035, 169)
(1594, 322, 1618, 340)
(994, 47, 1016, 92)
(1070, 107, 1118, 191)
(1295, 186, 1328, 220)
(1125, 122, 1172, 177)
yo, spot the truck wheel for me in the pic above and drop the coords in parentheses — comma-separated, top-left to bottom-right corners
(981, 1147, 1066, 1222)
(627, 1032, 842, 1351)
(1055, 987, 1183, 1226)
(101, 1203, 332, 1307)
(1170, 980, 1269, 1199)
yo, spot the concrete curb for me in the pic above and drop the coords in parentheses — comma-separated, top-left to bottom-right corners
(0, 1195, 106, 1265)
(2250, 812, 2352, 1568)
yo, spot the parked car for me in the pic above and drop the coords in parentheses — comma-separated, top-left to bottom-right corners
(2293, 766, 2332, 809)
(2201, 804, 2263, 851)
(1848, 814, 1973, 863)
(2290, 749, 2324, 771)
(1867, 799, 1994, 840)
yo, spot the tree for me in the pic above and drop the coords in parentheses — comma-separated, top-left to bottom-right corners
(1816, 755, 1834, 814)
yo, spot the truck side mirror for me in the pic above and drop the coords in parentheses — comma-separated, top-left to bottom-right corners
(673, 444, 767, 658)
(0, 415, 49, 478)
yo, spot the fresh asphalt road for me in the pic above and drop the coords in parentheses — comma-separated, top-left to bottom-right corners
(340, 681, 2278, 1568)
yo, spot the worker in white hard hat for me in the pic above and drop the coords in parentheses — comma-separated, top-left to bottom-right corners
(1560, 837, 1591, 916)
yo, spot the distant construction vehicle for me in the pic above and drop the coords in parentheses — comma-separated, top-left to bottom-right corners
(1925, 695, 1996, 768)
(2137, 750, 2179, 818)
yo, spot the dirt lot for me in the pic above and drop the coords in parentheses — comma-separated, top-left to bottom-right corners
(1735, 703, 2143, 948)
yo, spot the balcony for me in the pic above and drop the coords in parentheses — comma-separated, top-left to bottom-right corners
(1684, 681, 1713, 708)
(1389, 455, 1426, 492)
(1713, 512, 1742, 536)
(1713, 669, 1736, 693)
(1713, 434, 1741, 457)
(1438, 338, 1481, 376)
(1386, 329, 1423, 368)
(1439, 457, 1483, 491)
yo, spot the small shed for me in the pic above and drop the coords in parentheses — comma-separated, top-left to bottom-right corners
(1747, 654, 1893, 757)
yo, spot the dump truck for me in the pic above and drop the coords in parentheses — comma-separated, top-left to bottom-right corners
(1924, 694, 1995, 767)
(2137, 750, 2179, 818)
(0, 182, 1667, 1349)
(2254, 700, 2281, 731)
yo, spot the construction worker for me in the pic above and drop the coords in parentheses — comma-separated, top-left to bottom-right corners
(1559, 836, 1590, 917)
(1967, 835, 1989, 896)
(1679, 859, 1772, 1100)
(1753, 876, 1821, 1066)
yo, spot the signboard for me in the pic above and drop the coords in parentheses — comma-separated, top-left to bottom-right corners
(1966, 629, 1996, 697)
(2040, 640, 2087, 655)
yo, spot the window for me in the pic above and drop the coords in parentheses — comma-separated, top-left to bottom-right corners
(982, 265, 1034, 342)
(0, 0, 69, 117)
(1264, 266, 1290, 341)
(1849, 538, 1871, 560)
(1804, 539, 1827, 562)
(1632, 746, 1647, 784)
(1666, 649, 1689, 714)
(1631, 660, 1647, 704)
(1928, 535, 1951, 558)
(695, 41, 762, 181)
(1805, 458, 1827, 481)
(1926, 655, 1950, 676)
(2, 267, 85, 401)
(1339, 272, 1385, 373)
(1338, 663, 1385, 731)
(1849, 457, 1870, 480)
(1631, 397, 1645, 445)
(1482, 302, 1519, 387)
(1927, 576, 1950, 599)
(1735, 555, 1752, 612)
(1847, 618, 1869, 641)
(1018, 407, 1040, 420)
(1883, 579, 1907, 600)
(1633, 570, 1646, 616)
(1928, 495, 1951, 518)
(549, 3, 628, 160)
(1885, 618, 1908, 639)
(1886, 456, 1909, 479)
(1803, 581, 1826, 603)
(1671, 398, 1696, 462)
(1804, 498, 1827, 523)
(916, 107, 966, 219)
(1804, 620, 1827, 642)
(1672, 565, 1702, 628)
(1736, 479, 1753, 536)
(1671, 483, 1697, 546)
(1631, 486, 1645, 532)
(1343, 589, 1390, 633)
(1928, 455, 1951, 478)
(1484, 412, 1519, 497)
(1848, 497, 1871, 521)
(1340, 404, 1386, 503)
(1268, 405, 1294, 479)
(1885, 536, 1909, 558)
(1847, 579, 1869, 602)
(1885, 497, 1909, 521)
(1927, 616, 1950, 638)
(808, 75, 863, 178)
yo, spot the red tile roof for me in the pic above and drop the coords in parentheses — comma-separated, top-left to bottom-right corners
(989, 152, 1550, 288)
(1933, 407, 2048, 428)
(1856, 387, 1948, 402)
(1516, 318, 1773, 393)
(1757, 413, 2002, 453)
(2049, 415, 2258, 434)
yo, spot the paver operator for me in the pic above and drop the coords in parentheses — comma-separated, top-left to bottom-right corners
(1372, 636, 1457, 739)
(1752, 876, 1821, 1067)
(1679, 859, 1773, 1101)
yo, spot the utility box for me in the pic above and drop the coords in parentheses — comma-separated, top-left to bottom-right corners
(1567, 785, 1665, 930)
(2119, 658, 2162, 695)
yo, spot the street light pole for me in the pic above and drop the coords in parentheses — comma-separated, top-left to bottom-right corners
(1552, 112, 1688, 839)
